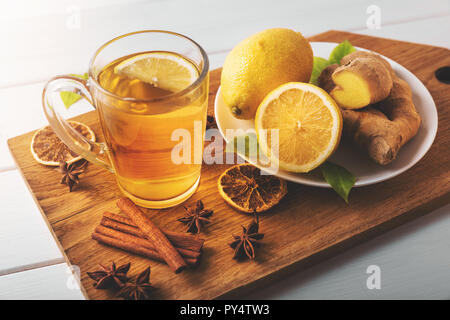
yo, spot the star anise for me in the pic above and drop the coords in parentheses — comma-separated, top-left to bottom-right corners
(177, 200, 213, 234)
(117, 267, 153, 300)
(206, 115, 217, 130)
(229, 215, 264, 260)
(87, 261, 130, 289)
(59, 159, 87, 192)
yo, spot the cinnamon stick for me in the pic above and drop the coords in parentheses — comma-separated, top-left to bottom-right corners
(103, 212, 204, 251)
(92, 232, 197, 266)
(117, 197, 187, 274)
(95, 225, 201, 259)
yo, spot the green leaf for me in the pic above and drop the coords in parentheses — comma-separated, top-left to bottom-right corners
(225, 133, 260, 159)
(328, 40, 356, 65)
(320, 161, 356, 203)
(60, 91, 82, 109)
(60, 72, 88, 109)
(69, 72, 89, 80)
(310, 56, 330, 86)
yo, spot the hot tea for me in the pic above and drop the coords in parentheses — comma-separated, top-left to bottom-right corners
(95, 51, 208, 205)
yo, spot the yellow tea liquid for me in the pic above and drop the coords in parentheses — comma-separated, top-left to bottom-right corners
(95, 52, 208, 205)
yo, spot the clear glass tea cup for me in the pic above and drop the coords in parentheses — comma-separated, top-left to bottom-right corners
(43, 30, 209, 208)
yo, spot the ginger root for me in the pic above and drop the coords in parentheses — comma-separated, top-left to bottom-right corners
(329, 51, 393, 109)
(318, 51, 421, 165)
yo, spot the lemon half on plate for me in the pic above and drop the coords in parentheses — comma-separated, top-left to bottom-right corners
(255, 82, 342, 173)
(114, 52, 198, 93)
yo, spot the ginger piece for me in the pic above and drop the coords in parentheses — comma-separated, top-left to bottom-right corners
(318, 63, 339, 93)
(318, 52, 421, 165)
(330, 51, 393, 109)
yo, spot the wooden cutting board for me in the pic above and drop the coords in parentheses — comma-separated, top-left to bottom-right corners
(7, 31, 450, 300)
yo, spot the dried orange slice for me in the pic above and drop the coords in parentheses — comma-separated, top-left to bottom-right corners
(30, 120, 95, 166)
(218, 163, 287, 213)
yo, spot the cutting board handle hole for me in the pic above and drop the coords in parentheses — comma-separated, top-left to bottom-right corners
(435, 66, 450, 84)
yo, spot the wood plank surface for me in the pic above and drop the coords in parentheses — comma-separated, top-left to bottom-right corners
(7, 31, 450, 299)
(0, 263, 86, 300)
(4, 0, 448, 87)
(0, 170, 64, 276)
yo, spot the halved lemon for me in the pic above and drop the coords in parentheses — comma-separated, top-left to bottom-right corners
(114, 52, 198, 93)
(255, 82, 342, 173)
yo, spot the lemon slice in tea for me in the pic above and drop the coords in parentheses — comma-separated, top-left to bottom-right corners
(31, 121, 95, 166)
(218, 163, 287, 213)
(255, 82, 342, 173)
(114, 52, 199, 93)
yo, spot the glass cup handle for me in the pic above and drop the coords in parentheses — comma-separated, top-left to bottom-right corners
(42, 75, 114, 173)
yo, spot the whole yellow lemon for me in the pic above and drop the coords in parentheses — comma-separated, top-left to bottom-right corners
(221, 28, 313, 119)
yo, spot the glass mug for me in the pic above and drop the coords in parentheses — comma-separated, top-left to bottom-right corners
(43, 30, 209, 208)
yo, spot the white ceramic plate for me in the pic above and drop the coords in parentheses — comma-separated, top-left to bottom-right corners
(214, 42, 438, 187)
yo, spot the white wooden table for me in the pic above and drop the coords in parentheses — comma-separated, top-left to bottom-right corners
(0, 0, 449, 300)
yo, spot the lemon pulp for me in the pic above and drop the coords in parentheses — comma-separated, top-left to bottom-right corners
(114, 52, 198, 94)
(255, 82, 342, 173)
